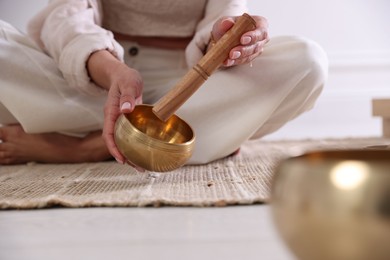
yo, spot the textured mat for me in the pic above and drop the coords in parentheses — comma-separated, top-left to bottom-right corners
(0, 137, 388, 209)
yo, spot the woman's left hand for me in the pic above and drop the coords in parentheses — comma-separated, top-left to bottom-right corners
(210, 15, 269, 67)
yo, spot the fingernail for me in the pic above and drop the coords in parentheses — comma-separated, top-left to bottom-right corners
(115, 157, 124, 164)
(136, 167, 146, 173)
(120, 102, 132, 111)
(222, 18, 235, 25)
(242, 36, 251, 45)
(226, 59, 235, 66)
(231, 51, 241, 59)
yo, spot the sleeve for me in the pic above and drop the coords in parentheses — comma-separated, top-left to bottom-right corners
(185, 0, 248, 68)
(27, 0, 124, 96)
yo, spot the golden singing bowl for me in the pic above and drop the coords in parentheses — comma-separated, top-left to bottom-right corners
(271, 149, 390, 260)
(114, 105, 195, 172)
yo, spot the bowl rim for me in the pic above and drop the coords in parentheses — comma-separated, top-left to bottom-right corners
(291, 149, 390, 161)
(116, 105, 195, 150)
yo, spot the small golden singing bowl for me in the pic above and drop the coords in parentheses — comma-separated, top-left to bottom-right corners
(114, 105, 195, 172)
(271, 149, 390, 260)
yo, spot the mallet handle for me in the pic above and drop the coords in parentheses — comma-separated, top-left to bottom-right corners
(152, 13, 257, 122)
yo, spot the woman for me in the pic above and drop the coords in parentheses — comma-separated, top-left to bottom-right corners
(0, 0, 328, 166)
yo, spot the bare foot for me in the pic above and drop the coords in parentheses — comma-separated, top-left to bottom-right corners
(0, 124, 112, 165)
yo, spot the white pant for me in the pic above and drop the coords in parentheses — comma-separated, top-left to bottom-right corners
(0, 21, 328, 164)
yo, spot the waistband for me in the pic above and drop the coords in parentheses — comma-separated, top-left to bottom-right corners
(113, 32, 192, 50)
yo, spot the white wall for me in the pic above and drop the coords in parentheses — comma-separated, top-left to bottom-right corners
(248, 0, 390, 139)
(1, 0, 389, 139)
(248, 0, 390, 56)
(0, 0, 47, 31)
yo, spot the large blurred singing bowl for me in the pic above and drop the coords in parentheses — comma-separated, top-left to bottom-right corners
(271, 149, 390, 260)
(114, 105, 195, 172)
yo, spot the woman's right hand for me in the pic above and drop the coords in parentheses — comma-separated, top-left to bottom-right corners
(87, 50, 143, 166)
(103, 63, 143, 166)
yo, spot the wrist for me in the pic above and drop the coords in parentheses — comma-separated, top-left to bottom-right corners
(87, 50, 124, 90)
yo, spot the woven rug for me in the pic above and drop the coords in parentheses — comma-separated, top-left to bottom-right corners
(0, 137, 388, 209)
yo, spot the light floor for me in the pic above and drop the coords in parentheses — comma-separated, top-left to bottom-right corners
(0, 206, 294, 260)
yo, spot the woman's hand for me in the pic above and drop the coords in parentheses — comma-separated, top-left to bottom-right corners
(103, 65, 143, 167)
(87, 50, 143, 166)
(210, 15, 269, 67)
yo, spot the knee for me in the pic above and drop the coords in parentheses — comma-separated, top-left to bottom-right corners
(289, 36, 329, 91)
(0, 19, 11, 28)
(0, 20, 15, 36)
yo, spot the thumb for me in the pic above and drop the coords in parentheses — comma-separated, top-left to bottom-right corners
(119, 84, 143, 114)
(119, 93, 139, 114)
(120, 100, 134, 113)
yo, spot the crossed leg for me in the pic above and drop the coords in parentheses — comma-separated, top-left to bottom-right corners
(0, 125, 111, 165)
(0, 21, 111, 165)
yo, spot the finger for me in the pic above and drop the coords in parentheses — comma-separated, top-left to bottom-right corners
(241, 16, 269, 45)
(102, 117, 126, 164)
(228, 36, 269, 64)
(223, 58, 235, 67)
(110, 94, 143, 162)
(241, 30, 268, 46)
(212, 16, 235, 41)
(232, 41, 264, 59)
(223, 46, 255, 67)
(126, 160, 146, 172)
(119, 73, 143, 113)
(242, 52, 262, 66)
(135, 95, 143, 106)
(119, 90, 139, 113)
(224, 45, 263, 67)
(102, 97, 125, 164)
